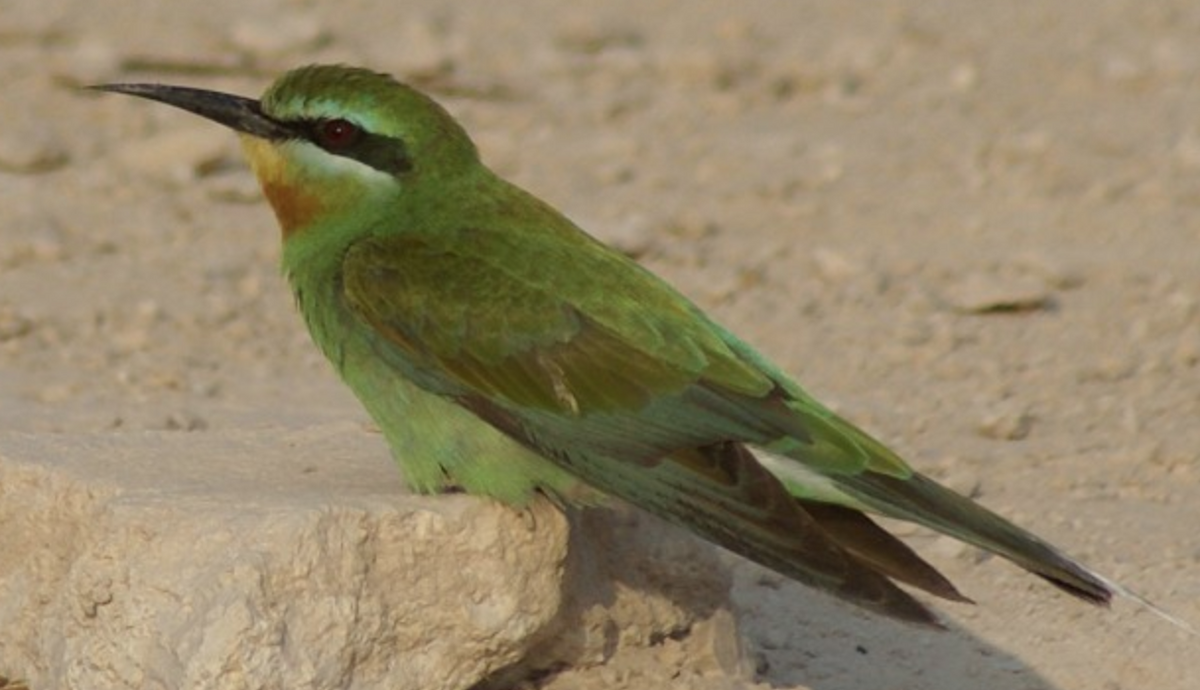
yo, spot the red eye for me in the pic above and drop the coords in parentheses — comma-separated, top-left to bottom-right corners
(317, 118, 361, 150)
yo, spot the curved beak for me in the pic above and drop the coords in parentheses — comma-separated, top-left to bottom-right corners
(91, 83, 295, 141)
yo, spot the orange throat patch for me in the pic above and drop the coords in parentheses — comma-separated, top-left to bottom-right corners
(239, 136, 323, 240)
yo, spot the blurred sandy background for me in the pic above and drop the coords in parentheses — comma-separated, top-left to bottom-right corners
(2, 1, 1198, 688)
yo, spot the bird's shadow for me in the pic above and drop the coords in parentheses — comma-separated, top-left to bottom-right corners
(732, 558, 1064, 690)
(484, 504, 1066, 690)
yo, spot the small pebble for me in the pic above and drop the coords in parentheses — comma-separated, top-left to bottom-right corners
(929, 534, 986, 564)
(1014, 253, 1085, 290)
(687, 609, 753, 677)
(0, 128, 69, 174)
(976, 403, 1034, 441)
(56, 38, 121, 85)
(163, 411, 208, 431)
(1075, 355, 1135, 383)
(1172, 130, 1200, 171)
(942, 272, 1052, 314)
(375, 17, 458, 76)
(206, 169, 263, 203)
(0, 306, 34, 342)
(811, 247, 861, 283)
(228, 15, 328, 58)
(114, 126, 234, 183)
(593, 214, 655, 258)
(555, 19, 642, 55)
(2, 230, 68, 266)
(1173, 325, 1200, 367)
(949, 62, 980, 91)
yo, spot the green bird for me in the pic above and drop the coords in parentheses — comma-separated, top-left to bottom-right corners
(94, 64, 1133, 627)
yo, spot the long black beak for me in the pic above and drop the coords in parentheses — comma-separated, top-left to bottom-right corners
(91, 83, 295, 140)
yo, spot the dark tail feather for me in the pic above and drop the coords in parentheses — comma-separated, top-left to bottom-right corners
(799, 500, 973, 604)
(661, 443, 946, 627)
(835, 472, 1114, 605)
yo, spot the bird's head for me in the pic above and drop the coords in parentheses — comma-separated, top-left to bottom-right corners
(95, 64, 480, 239)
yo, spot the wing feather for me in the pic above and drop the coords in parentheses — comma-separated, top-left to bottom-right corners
(339, 224, 967, 624)
(342, 229, 774, 415)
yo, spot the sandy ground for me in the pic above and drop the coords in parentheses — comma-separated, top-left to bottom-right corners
(3, 1, 1199, 688)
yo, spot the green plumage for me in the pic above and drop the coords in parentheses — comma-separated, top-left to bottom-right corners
(97, 64, 1119, 626)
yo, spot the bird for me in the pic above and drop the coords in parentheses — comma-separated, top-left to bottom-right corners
(93, 64, 1149, 628)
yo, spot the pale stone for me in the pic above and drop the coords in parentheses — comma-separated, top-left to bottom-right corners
(227, 16, 328, 59)
(976, 402, 1035, 441)
(0, 424, 738, 689)
(0, 129, 68, 174)
(942, 272, 1053, 314)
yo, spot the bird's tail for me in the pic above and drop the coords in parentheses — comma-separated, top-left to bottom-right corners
(713, 324, 1195, 630)
(829, 468, 1197, 633)
(833, 470, 1112, 603)
(758, 420, 1198, 634)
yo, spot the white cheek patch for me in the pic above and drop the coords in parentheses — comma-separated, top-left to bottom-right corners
(284, 138, 396, 189)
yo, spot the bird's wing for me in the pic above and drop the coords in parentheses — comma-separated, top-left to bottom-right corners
(341, 226, 965, 624)
(341, 226, 907, 469)
(341, 225, 914, 466)
(342, 226, 769, 410)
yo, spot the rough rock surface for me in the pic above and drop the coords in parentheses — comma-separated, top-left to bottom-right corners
(0, 426, 738, 690)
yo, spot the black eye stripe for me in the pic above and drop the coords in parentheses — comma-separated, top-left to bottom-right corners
(292, 117, 413, 176)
